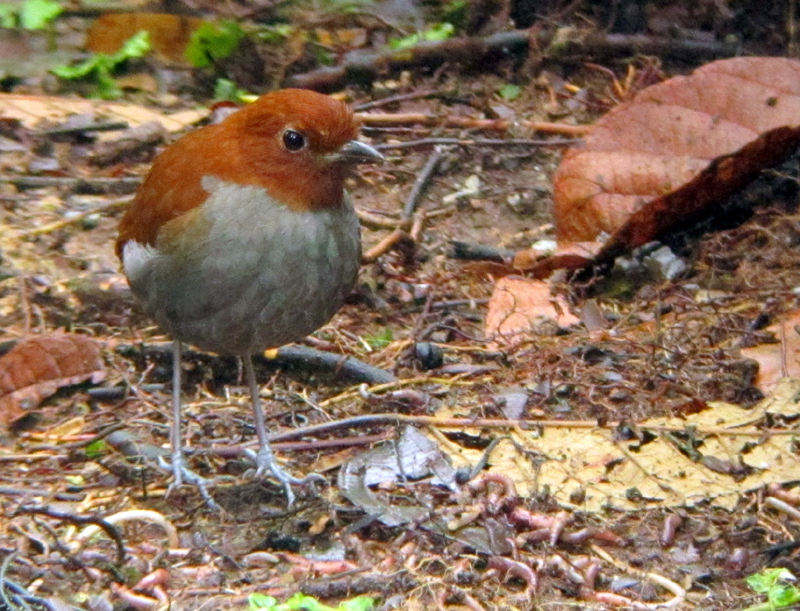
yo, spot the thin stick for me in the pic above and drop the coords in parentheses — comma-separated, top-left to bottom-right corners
(359, 112, 591, 136)
(403, 146, 445, 218)
(362, 228, 409, 263)
(354, 89, 438, 111)
(377, 137, 578, 150)
(1, 175, 141, 191)
(23, 197, 131, 236)
(266, 410, 800, 443)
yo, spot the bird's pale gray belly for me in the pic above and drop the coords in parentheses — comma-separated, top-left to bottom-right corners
(125, 180, 360, 355)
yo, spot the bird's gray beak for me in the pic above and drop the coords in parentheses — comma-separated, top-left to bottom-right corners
(326, 140, 384, 165)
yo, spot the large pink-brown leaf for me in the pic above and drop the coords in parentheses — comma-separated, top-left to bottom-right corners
(554, 57, 800, 242)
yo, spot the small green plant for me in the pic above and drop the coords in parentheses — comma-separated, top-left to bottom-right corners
(0, 0, 63, 30)
(498, 83, 521, 101)
(20, 0, 61, 29)
(83, 439, 107, 460)
(314, 0, 371, 12)
(52, 30, 151, 99)
(249, 593, 374, 611)
(256, 23, 293, 44)
(742, 568, 800, 611)
(0, 4, 15, 28)
(365, 328, 393, 349)
(0, 0, 62, 30)
(213, 78, 255, 103)
(186, 20, 245, 68)
(390, 22, 455, 51)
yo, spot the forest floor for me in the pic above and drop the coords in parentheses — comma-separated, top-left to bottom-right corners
(1, 1, 799, 610)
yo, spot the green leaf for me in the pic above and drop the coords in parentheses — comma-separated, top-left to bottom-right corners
(312, 45, 336, 67)
(390, 22, 454, 50)
(771, 585, 800, 608)
(423, 22, 454, 42)
(213, 78, 251, 102)
(747, 568, 796, 594)
(257, 23, 293, 44)
(93, 70, 122, 99)
(365, 328, 393, 349)
(112, 30, 152, 64)
(285, 594, 323, 611)
(248, 593, 374, 611)
(744, 568, 800, 611)
(19, 0, 62, 30)
(52, 31, 149, 99)
(52, 55, 106, 79)
(389, 33, 419, 50)
(84, 440, 107, 459)
(498, 83, 521, 101)
(339, 596, 374, 611)
(185, 20, 245, 68)
(0, 4, 18, 28)
(249, 593, 277, 610)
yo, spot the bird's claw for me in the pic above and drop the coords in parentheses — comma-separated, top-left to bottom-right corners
(244, 448, 326, 506)
(157, 455, 220, 511)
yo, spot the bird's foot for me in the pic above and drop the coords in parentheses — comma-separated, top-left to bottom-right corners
(244, 448, 326, 506)
(157, 454, 220, 511)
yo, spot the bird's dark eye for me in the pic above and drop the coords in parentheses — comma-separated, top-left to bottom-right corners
(282, 129, 306, 152)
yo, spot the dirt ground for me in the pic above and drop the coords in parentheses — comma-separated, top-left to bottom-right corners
(1, 2, 800, 610)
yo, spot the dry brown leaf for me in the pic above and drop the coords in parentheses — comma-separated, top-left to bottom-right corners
(0, 334, 106, 429)
(313, 28, 369, 49)
(484, 276, 580, 345)
(87, 13, 204, 64)
(594, 125, 800, 263)
(554, 57, 800, 242)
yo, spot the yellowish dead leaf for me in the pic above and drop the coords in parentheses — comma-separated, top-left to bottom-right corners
(438, 378, 800, 511)
(41, 416, 86, 440)
(0, 94, 206, 138)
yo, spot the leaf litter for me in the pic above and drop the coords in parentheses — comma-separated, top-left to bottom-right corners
(1, 39, 800, 611)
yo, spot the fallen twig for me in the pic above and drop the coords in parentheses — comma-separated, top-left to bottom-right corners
(116, 342, 396, 385)
(15, 505, 127, 568)
(404, 146, 446, 218)
(360, 111, 590, 136)
(0, 486, 85, 502)
(39, 120, 129, 136)
(376, 137, 579, 150)
(75, 509, 179, 550)
(261, 344, 396, 385)
(22, 197, 131, 236)
(266, 408, 800, 441)
(357, 209, 410, 230)
(354, 89, 439, 111)
(1, 175, 141, 192)
(765, 495, 800, 522)
(287, 30, 739, 91)
(362, 227, 412, 262)
(590, 544, 686, 609)
(451, 240, 515, 263)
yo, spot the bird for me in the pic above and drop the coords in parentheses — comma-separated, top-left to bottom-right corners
(116, 89, 383, 507)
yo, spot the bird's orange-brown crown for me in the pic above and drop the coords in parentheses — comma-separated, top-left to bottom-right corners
(116, 89, 361, 258)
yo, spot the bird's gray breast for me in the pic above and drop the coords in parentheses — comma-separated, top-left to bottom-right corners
(126, 178, 361, 355)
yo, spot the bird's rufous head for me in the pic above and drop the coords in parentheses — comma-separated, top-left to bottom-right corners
(116, 89, 382, 258)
